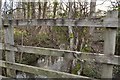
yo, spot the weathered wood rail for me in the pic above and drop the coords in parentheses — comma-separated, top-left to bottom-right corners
(0, 5, 119, 79)
(3, 17, 118, 27)
(0, 43, 119, 66)
(0, 60, 93, 78)
(3, 10, 118, 28)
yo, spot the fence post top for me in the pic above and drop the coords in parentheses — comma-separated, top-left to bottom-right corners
(106, 10, 118, 18)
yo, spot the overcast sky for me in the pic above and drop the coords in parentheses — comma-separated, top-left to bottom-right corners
(95, 0, 117, 11)
(2, 0, 117, 11)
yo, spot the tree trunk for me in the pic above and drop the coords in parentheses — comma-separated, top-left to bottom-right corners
(22, 2, 26, 19)
(61, 2, 74, 73)
(40, 2, 50, 34)
(27, 2, 30, 19)
(31, 2, 35, 19)
(42, 2, 47, 19)
(53, 2, 58, 18)
(89, 0, 96, 35)
(38, 2, 41, 19)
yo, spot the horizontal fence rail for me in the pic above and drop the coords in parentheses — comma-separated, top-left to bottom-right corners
(0, 60, 95, 79)
(3, 10, 118, 28)
(0, 43, 120, 66)
(3, 18, 118, 28)
(0, 75, 8, 78)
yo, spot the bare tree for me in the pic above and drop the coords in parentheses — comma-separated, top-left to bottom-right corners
(38, 1, 41, 19)
(53, 1, 58, 18)
(61, 1, 74, 73)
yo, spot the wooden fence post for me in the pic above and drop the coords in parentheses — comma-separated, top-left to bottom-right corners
(0, 0, 2, 76)
(4, 15, 16, 77)
(101, 10, 118, 78)
(102, 28, 117, 78)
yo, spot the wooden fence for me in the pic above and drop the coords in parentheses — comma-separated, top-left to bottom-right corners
(0, 9, 119, 79)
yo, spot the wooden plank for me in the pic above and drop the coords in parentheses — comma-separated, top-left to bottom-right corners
(0, 0, 2, 76)
(0, 60, 93, 79)
(101, 28, 117, 78)
(0, 75, 8, 78)
(101, 10, 118, 78)
(103, 10, 118, 28)
(3, 16, 118, 27)
(4, 15, 16, 77)
(0, 43, 120, 66)
(2, 43, 65, 57)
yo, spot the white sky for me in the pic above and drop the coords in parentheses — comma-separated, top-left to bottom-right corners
(96, 0, 117, 11)
(2, 0, 117, 11)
